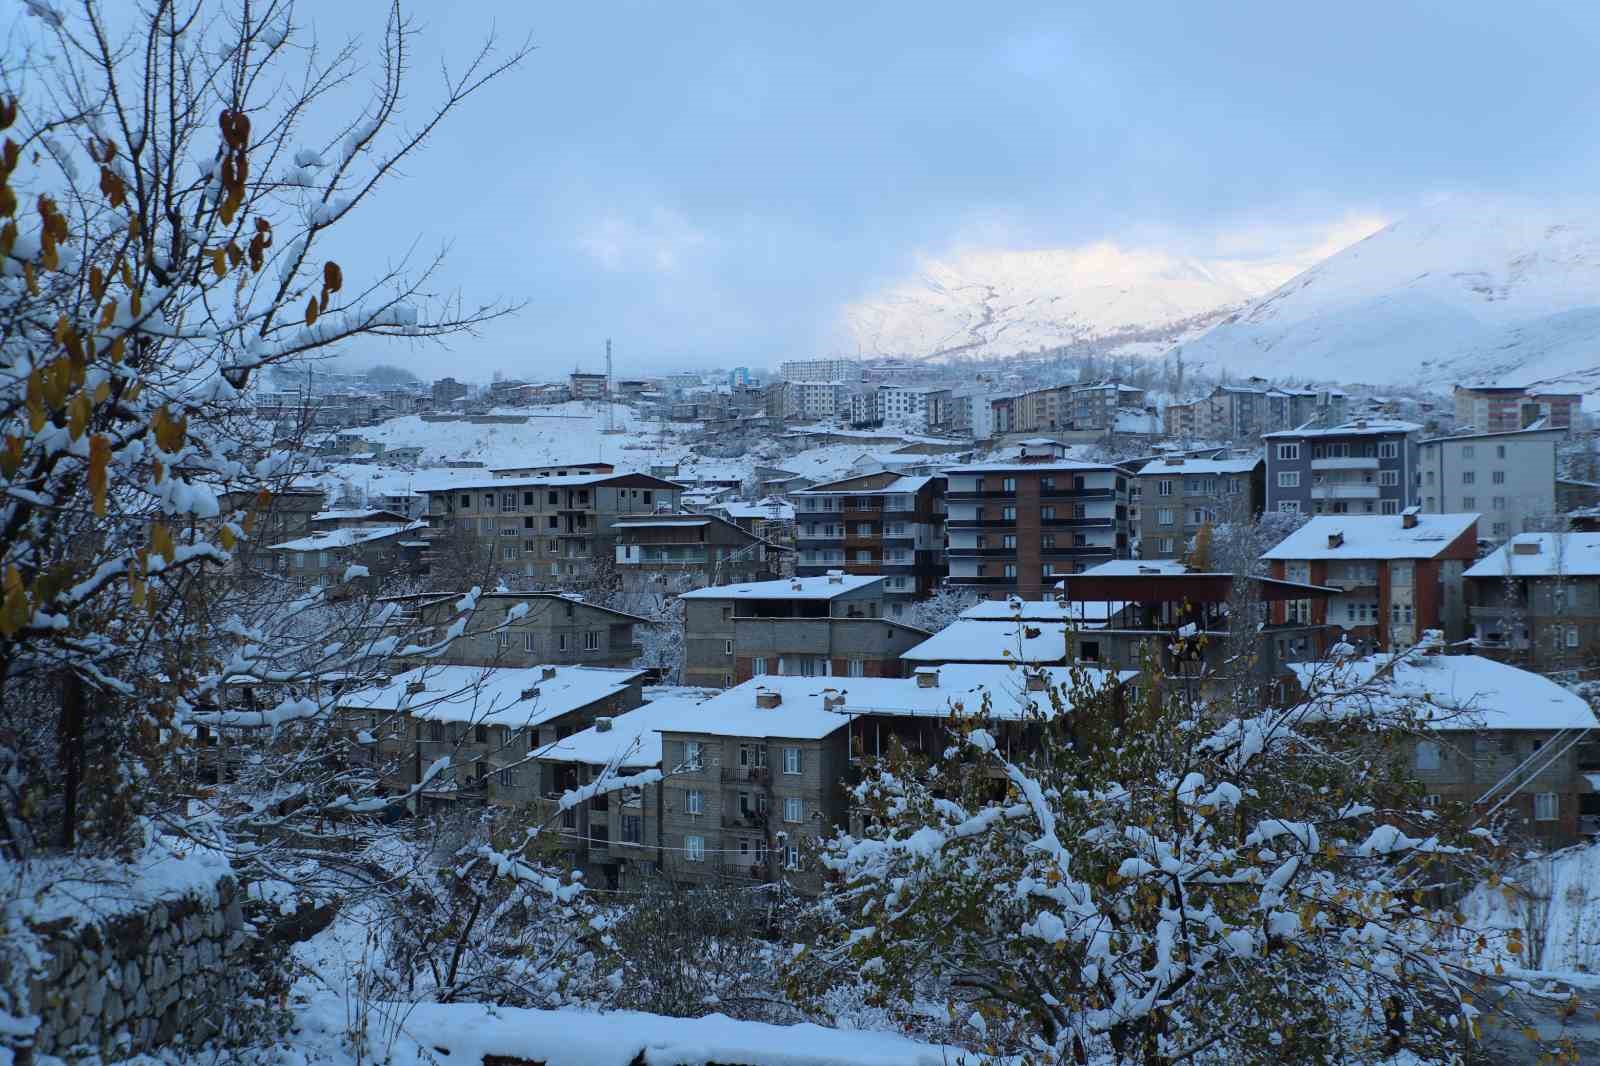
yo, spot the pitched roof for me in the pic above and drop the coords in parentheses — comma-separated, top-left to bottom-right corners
(1262, 420, 1421, 439)
(1262, 514, 1479, 561)
(268, 522, 427, 552)
(1464, 532, 1600, 579)
(337, 664, 643, 727)
(1136, 457, 1261, 476)
(678, 574, 883, 600)
(901, 618, 1069, 664)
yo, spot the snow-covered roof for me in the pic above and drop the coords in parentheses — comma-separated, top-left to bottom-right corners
(651, 664, 1138, 738)
(713, 499, 796, 521)
(961, 597, 1117, 622)
(540, 697, 708, 768)
(312, 508, 407, 522)
(678, 574, 883, 600)
(1291, 653, 1598, 732)
(268, 522, 426, 552)
(1262, 420, 1421, 439)
(1262, 514, 1478, 561)
(1464, 532, 1600, 579)
(1078, 559, 1191, 577)
(942, 460, 1120, 474)
(337, 664, 643, 728)
(900, 618, 1069, 663)
(1136, 456, 1261, 475)
(793, 475, 932, 496)
(612, 517, 711, 528)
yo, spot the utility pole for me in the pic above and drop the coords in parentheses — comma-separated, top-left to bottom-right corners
(604, 338, 615, 433)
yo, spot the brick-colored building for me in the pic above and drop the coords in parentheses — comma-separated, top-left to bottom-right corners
(791, 472, 947, 615)
(944, 460, 1131, 599)
(1262, 511, 1479, 652)
(1453, 384, 1580, 435)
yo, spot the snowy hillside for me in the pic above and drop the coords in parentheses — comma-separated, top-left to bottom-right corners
(1179, 197, 1600, 394)
(843, 242, 1326, 362)
(355, 402, 696, 469)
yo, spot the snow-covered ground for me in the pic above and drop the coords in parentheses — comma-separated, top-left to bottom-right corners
(1461, 841, 1600, 974)
(355, 402, 699, 469)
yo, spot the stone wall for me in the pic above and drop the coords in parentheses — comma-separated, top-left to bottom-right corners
(7, 874, 250, 1063)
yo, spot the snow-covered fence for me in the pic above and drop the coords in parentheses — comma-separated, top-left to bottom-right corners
(2, 846, 262, 1062)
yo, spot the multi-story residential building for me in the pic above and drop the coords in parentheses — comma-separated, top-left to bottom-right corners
(431, 376, 470, 406)
(267, 521, 428, 590)
(1069, 381, 1146, 430)
(1196, 383, 1345, 440)
(1416, 427, 1562, 543)
(1134, 455, 1264, 559)
(707, 498, 796, 547)
(418, 471, 685, 583)
(1453, 384, 1581, 434)
(218, 483, 326, 577)
(875, 385, 953, 432)
(1292, 650, 1600, 847)
(381, 591, 649, 670)
(1059, 559, 1338, 675)
(779, 358, 862, 382)
(1261, 511, 1479, 652)
(311, 507, 414, 530)
(782, 380, 850, 421)
(569, 372, 608, 400)
(944, 391, 997, 439)
(678, 573, 886, 688)
(612, 513, 786, 592)
(489, 462, 615, 479)
(1463, 532, 1600, 670)
(944, 461, 1131, 599)
(342, 662, 645, 807)
(1162, 399, 1202, 438)
(1263, 420, 1421, 516)
(791, 473, 946, 612)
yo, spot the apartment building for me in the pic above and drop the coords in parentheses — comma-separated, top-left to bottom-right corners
(219, 483, 325, 578)
(1263, 420, 1420, 516)
(311, 507, 414, 530)
(1262, 511, 1479, 651)
(678, 574, 886, 688)
(707, 498, 796, 547)
(612, 513, 785, 591)
(1058, 560, 1338, 675)
(1416, 427, 1561, 542)
(569, 372, 608, 400)
(1133, 455, 1264, 559)
(782, 380, 850, 421)
(779, 358, 862, 382)
(791, 472, 946, 612)
(1453, 384, 1580, 434)
(267, 521, 428, 589)
(944, 461, 1131, 599)
(431, 377, 470, 406)
(418, 471, 685, 583)
(1464, 532, 1600, 670)
(341, 663, 645, 806)
(1198, 384, 1347, 440)
(1069, 381, 1146, 430)
(381, 591, 648, 670)
(1162, 399, 1201, 438)
(1292, 650, 1600, 846)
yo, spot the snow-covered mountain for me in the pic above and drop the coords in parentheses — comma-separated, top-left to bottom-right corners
(1178, 197, 1600, 393)
(843, 243, 1325, 363)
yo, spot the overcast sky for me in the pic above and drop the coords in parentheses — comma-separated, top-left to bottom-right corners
(277, 2, 1600, 376)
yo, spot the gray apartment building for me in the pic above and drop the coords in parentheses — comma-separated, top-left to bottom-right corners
(1263, 420, 1421, 517)
(1416, 427, 1561, 543)
(1134, 455, 1264, 559)
(677, 573, 887, 688)
(380, 591, 649, 670)
(1464, 532, 1600, 671)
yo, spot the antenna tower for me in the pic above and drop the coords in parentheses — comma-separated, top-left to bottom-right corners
(604, 338, 615, 433)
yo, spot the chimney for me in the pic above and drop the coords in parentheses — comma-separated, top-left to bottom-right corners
(821, 688, 846, 711)
(1401, 505, 1419, 530)
(405, 680, 426, 696)
(594, 716, 612, 732)
(1024, 670, 1048, 693)
(520, 686, 541, 701)
(914, 667, 939, 689)
(1163, 456, 1184, 466)
(542, 666, 558, 680)
(825, 569, 845, 584)
(1512, 540, 1542, 555)
(755, 688, 782, 709)
(1327, 531, 1344, 550)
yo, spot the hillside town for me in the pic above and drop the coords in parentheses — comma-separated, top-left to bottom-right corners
(9, 3, 1600, 1066)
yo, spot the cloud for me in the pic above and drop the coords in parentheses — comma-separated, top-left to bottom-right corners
(574, 208, 711, 274)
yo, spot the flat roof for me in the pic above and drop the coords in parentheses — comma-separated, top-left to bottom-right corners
(1262, 420, 1422, 439)
(1464, 532, 1600, 579)
(942, 461, 1121, 474)
(1137, 457, 1261, 475)
(678, 574, 884, 600)
(268, 522, 426, 551)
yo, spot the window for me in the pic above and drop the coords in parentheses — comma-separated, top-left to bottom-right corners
(498, 768, 518, 787)
(724, 639, 734, 656)
(1461, 445, 1475, 459)
(1002, 563, 1017, 578)
(1276, 443, 1300, 460)
(848, 659, 865, 677)
(1492, 522, 1508, 538)
(1381, 500, 1399, 515)
(1415, 740, 1441, 770)
(1378, 441, 1399, 459)
(1492, 470, 1505, 484)
(1277, 471, 1300, 488)
(1157, 479, 1173, 497)
(1278, 501, 1301, 513)
(1462, 496, 1475, 509)
(1041, 534, 1055, 549)
(784, 797, 804, 822)
(1002, 534, 1017, 549)
(683, 741, 703, 770)
(500, 492, 517, 513)
(782, 747, 801, 774)
(1002, 506, 1017, 521)
(685, 835, 705, 861)
(1040, 506, 1055, 520)
(622, 815, 642, 844)
(585, 631, 600, 651)
(1492, 496, 1505, 511)
(524, 631, 536, 653)
(1567, 625, 1580, 649)
(459, 494, 471, 508)
(1189, 508, 1206, 526)
(685, 788, 704, 815)
(1461, 471, 1475, 485)
(1156, 508, 1175, 526)
(1158, 537, 1175, 553)
(752, 657, 767, 676)
(1000, 477, 1016, 493)
(497, 631, 511, 650)
(1534, 793, 1558, 822)
(557, 633, 569, 652)
(1379, 470, 1398, 486)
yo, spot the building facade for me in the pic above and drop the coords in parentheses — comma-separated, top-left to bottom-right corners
(1134, 456, 1264, 559)
(779, 358, 862, 382)
(944, 461, 1131, 599)
(1464, 532, 1600, 670)
(1416, 428, 1561, 543)
(792, 472, 946, 613)
(612, 513, 784, 592)
(1453, 385, 1580, 434)
(1263, 420, 1421, 516)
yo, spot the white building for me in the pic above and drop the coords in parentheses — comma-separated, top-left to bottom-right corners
(1416, 427, 1561, 543)
(783, 380, 850, 421)
(779, 358, 862, 383)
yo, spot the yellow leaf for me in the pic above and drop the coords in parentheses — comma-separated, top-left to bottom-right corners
(219, 526, 236, 551)
(0, 436, 21, 477)
(0, 567, 27, 637)
(150, 522, 175, 564)
(151, 406, 186, 453)
(93, 380, 111, 405)
(23, 261, 36, 295)
(1522, 1026, 1539, 1042)
(304, 294, 318, 326)
(67, 393, 89, 440)
(211, 248, 226, 278)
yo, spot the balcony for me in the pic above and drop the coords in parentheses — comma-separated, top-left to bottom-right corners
(1311, 457, 1379, 471)
(947, 547, 1022, 558)
(946, 575, 1023, 586)
(721, 765, 771, 785)
(1310, 484, 1381, 500)
(946, 490, 1017, 501)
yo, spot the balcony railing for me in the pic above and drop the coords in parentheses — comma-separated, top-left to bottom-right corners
(1311, 457, 1379, 471)
(1310, 484, 1381, 500)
